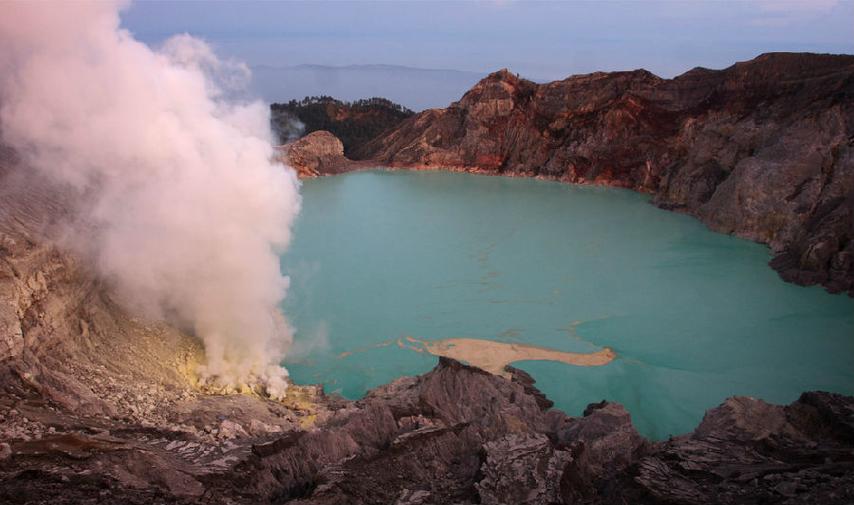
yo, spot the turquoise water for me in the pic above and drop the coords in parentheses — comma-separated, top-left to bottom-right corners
(280, 170, 854, 439)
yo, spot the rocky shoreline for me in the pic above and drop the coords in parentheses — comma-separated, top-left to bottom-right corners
(1, 174, 853, 503)
(3, 161, 853, 505)
(4, 342, 854, 504)
(293, 52, 854, 296)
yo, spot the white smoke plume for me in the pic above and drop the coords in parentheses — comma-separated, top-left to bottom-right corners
(0, 1, 301, 397)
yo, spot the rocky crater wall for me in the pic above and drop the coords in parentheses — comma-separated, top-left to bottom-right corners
(358, 53, 854, 295)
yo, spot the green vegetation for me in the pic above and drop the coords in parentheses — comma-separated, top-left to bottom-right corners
(270, 96, 414, 158)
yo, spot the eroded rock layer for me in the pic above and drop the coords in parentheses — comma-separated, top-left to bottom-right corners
(359, 53, 854, 295)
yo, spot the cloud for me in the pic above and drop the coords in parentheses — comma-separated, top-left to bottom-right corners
(752, 0, 841, 26)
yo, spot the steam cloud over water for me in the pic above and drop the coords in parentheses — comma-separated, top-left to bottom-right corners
(0, 2, 301, 397)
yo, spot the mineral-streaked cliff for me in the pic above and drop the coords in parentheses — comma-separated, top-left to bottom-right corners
(359, 53, 854, 295)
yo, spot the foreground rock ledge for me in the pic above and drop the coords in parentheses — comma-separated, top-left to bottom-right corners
(2, 355, 853, 504)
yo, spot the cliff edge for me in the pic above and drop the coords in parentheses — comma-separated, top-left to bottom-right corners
(359, 53, 854, 295)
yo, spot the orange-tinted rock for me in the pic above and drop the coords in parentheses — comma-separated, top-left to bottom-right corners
(360, 53, 854, 295)
(278, 130, 359, 178)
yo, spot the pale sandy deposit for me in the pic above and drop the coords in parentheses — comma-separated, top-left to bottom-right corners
(400, 337, 615, 377)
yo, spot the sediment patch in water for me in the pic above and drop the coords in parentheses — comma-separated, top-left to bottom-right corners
(281, 170, 854, 439)
(401, 337, 615, 377)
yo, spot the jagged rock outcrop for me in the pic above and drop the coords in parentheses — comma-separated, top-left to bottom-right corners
(278, 130, 365, 177)
(359, 53, 854, 295)
(627, 392, 854, 504)
(5, 338, 854, 505)
(273, 372, 854, 505)
(191, 358, 854, 505)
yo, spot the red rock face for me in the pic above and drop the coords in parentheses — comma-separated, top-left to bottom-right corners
(279, 130, 362, 178)
(359, 53, 854, 295)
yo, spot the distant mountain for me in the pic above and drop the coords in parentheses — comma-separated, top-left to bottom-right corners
(250, 64, 485, 111)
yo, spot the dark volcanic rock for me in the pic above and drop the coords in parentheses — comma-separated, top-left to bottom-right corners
(624, 392, 854, 505)
(476, 433, 571, 505)
(360, 53, 854, 295)
(226, 358, 560, 504)
(215, 368, 854, 505)
(4, 346, 854, 504)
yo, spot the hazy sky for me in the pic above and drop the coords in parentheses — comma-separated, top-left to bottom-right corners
(122, 0, 854, 81)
